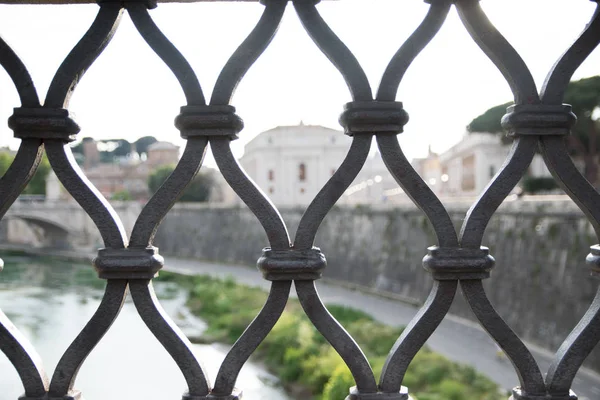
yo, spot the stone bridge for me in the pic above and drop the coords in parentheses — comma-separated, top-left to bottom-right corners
(1, 198, 141, 249)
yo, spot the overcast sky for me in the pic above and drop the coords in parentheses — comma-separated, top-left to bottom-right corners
(0, 0, 598, 166)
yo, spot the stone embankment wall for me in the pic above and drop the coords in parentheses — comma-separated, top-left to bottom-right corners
(154, 199, 600, 370)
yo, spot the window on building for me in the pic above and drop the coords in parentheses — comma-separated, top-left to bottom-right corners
(461, 155, 475, 191)
(300, 188, 305, 194)
(268, 169, 274, 181)
(489, 165, 495, 178)
(269, 187, 274, 194)
(331, 168, 336, 176)
(299, 163, 306, 181)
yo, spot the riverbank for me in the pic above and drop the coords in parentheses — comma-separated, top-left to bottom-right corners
(0, 254, 290, 400)
(3, 246, 600, 399)
(157, 271, 504, 400)
(153, 202, 600, 374)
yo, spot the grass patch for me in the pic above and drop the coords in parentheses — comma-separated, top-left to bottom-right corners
(157, 271, 504, 400)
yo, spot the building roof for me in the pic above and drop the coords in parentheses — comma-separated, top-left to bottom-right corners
(242, 124, 344, 153)
(260, 124, 341, 136)
(148, 141, 179, 151)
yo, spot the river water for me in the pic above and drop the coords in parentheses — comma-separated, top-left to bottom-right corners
(0, 254, 290, 400)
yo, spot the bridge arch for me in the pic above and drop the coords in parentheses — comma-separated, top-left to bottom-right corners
(2, 214, 72, 249)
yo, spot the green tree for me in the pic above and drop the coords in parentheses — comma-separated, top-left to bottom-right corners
(181, 173, 214, 202)
(467, 76, 600, 185)
(148, 165, 214, 202)
(148, 165, 176, 194)
(0, 152, 13, 177)
(106, 139, 131, 158)
(111, 189, 133, 201)
(70, 136, 94, 156)
(134, 136, 158, 157)
(23, 154, 51, 195)
(522, 177, 558, 194)
(0, 151, 50, 195)
(467, 102, 512, 136)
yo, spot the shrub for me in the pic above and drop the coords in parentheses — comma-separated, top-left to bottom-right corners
(522, 176, 558, 194)
(157, 272, 503, 400)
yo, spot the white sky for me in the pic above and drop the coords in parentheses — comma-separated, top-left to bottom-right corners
(0, 0, 598, 167)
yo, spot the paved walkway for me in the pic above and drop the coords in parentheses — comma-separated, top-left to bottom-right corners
(165, 257, 600, 400)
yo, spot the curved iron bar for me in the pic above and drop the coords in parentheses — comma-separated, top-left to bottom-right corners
(211, 0, 287, 105)
(293, 0, 372, 101)
(541, 3, 600, 105)
(455, 0, 539, 105)
(537, 8, 600, 391)
(0, 36, 44, 216)
(537, 137, 600, 391)
(0, 35, 40, 107)
(295, 280, 378, 393)
(539, 137, 600, 238)
(546, 286, 600, 394)
(213, 281, 291, 395)
(295, 135, 371, 249)
(129, 279, 211, 396)
(0, 308, 48, 398)
(459, 137, 537, 248)
(373, 2, 457, 394)
(45, 3, 123, 108)
(48, 280, 127, 397)
(379, 280, 457, 393)
(130, 138, 208, 247)
(126, 2, 210, 246)
(44, 140, 127, 248)
(0, 140, 43, 217)
(127, 3, 205, 106)
(461, 280, 546, 395)
(377, 135, 457, 247)
(376, 2, 451, 101)
(211, 138, 290, 249)
(0, 30, 48, 400)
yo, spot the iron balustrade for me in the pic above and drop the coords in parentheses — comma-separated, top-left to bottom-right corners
(0, 0, 599, 399)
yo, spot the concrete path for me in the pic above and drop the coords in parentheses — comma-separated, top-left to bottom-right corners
(165, 257, 600, 400)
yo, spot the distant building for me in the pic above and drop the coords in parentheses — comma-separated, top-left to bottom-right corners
(82, 139, 100, 169)
(80, 139, 180, 201)
(239, 124, 350, 206)
(205, 167, 237, 205)
(416, 132, 551, 197)
(84, 162, 151, 200)
(147, 141, 179, 168)
(234, 123, 403, 206)
(342, 152, 404, 205)
(412, 145, 444, 189)
(45, 171, 65, 201)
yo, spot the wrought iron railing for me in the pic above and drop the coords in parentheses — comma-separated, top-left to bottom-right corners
(1, 0, 599, 399)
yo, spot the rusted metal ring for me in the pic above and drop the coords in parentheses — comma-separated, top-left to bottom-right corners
(183, 389, 242, 400)
(175, 105, 244, 140)
(510, 387, 577, 400)
(422, 246, 495, 280)
(9, 107, 80, 142)
(501, 104, 577, 137)
(100, 0, 158, 10)
(339, 101, 409, 136)
(19, 391, 81, 400)
(93, 247, 164, 280)
(257, 247, 326, 281)
(347, 386, 410, 400)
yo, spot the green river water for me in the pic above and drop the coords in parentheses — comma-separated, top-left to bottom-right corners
(0, 254, 289, 400)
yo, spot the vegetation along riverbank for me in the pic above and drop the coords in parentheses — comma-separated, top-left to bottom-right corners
(157, 272, 506, 400)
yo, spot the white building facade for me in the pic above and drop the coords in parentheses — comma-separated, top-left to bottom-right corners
(239, 124, 351, 206)
(430, 133, 551, 197)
